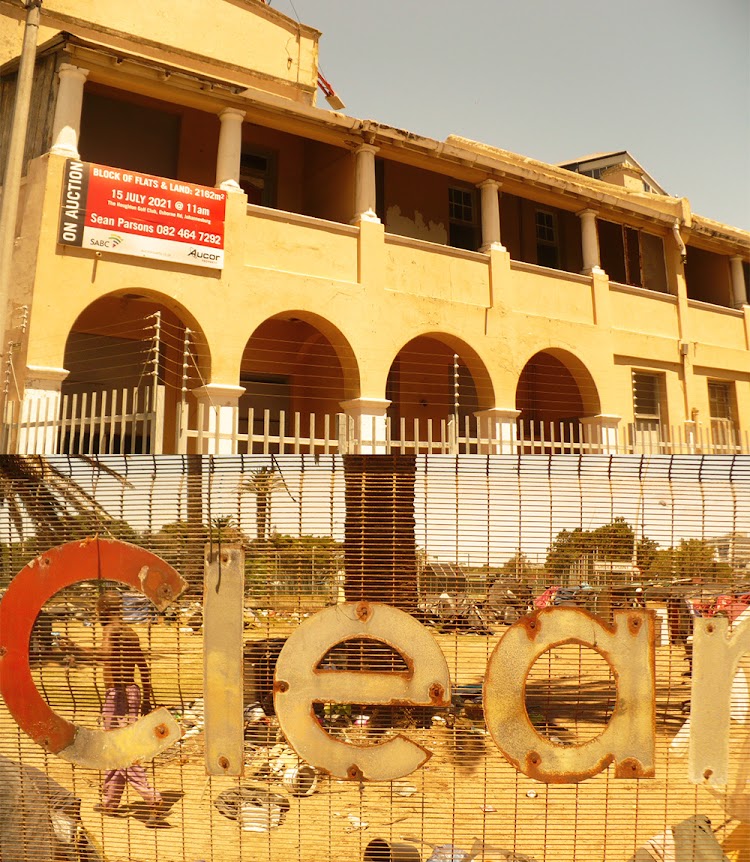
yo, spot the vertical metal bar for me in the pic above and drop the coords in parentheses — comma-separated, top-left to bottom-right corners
(78, 392, 88, 454)
(203, 544, 245, 776)
(87, 391, 98, 454)
(152, 385, 165, 454)
(118, 389, 127, 454)
(248, 407, 255, 454)
(263, 408, 270, 454)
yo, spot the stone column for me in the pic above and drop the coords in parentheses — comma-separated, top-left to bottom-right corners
(578, 208, 602, 275)
(49, 64, 89, 158)
(478, 179, 504, 252)
(580, 414, 621, 454)
(192, 384, 245, 454)
(352, 144, 380, 224)
(730, 256, 748, 308)
(339, 397, 390, 453)
(215, 108, 246, 191)
(16, 366, 69, 454)
(474, 408, 520, 454)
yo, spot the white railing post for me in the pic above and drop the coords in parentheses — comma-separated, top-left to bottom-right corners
(151, 384, 166, 454)
(580, 414, 621, 455)
(339, 398, 390, 453)
(191, 384, 245, 454)
(17, 366, 68, 454)
(474, 408, 520, 454)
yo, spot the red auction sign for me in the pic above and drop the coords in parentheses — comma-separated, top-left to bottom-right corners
(58, 160, 227, 269)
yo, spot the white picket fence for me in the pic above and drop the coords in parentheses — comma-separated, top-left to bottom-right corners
(3, 394, 748, 456)
(175, 404, 750, 457)
(2, 385, 165, 455)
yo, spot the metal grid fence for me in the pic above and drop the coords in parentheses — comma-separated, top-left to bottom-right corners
(0, 454, 749, 862)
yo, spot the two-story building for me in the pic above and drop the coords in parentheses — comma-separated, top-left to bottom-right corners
(1, 0, 748, 455)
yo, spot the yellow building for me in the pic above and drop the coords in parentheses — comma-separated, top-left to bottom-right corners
(0, 0, 748, 455)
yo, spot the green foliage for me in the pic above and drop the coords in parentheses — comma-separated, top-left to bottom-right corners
(0, 457, 135, 584)
(643, 538, 733, 583)
(246, 533, 343, 593)
(545, 517, 635, 578)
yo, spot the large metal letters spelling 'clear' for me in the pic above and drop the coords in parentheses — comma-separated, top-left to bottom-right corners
(3, 540, 748, 785)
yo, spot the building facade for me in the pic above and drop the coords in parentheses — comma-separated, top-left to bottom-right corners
(1, 0, 749, 456)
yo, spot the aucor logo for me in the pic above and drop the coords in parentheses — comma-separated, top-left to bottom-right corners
(188, 248, 221, 261)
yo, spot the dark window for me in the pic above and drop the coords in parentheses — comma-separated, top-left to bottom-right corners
(448, 186, 480, 250)
(535, 210, 559, 269)
(598, 221, 667, 292)
(625, 227, 642, 288)
(240, 149, 277, 207)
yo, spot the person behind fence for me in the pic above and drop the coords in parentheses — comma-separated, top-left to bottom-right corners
(62, 591, 164, 820)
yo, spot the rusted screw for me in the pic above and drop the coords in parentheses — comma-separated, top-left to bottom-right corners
(529, 753, 540, 766)
(221, 553, 229, 563)
(704, 768, 713, 780)
(429, 683, 445, 701)
(631, 617, 640, 627)
(356, 602, 371, 622)
(276, 680, 289, 693)
(707, 624, 714, 634)
(529, 621, 536, 630)
(219, 756, 229, 770)
(154, 724, 168, 738)
(347, 764, 363, 780)
(0, 647, 6, 657)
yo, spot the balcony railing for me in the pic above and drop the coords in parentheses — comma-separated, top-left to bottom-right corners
(3, 395, 748, 456)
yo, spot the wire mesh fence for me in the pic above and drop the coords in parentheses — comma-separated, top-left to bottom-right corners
(0, 454, 749, 862)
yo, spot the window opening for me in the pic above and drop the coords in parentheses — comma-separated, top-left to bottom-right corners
(708, 381, 737, 447)
(535, 209, 559, 269)
(632, 371, 665, 451)
(240, 148, 277, 207)
(448, 186, 480, 251)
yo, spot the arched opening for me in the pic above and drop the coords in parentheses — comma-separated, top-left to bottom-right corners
(386, 336, 492, 451)
(516, 351, 600, 452)
(62, 294, 208, 454)
(240, 314, 357, 452)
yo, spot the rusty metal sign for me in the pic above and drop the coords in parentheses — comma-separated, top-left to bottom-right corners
(274, 601, 451, 781)
(689, 614, 750, 786)
(203, 545, 245, 776)
(484, 607, 656, 783)
(0, 537, 187, 768)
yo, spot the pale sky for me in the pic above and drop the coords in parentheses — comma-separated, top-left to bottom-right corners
(276, 0, 750, 231)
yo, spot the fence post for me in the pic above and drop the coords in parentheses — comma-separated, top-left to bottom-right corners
(152, 384, 166, 454)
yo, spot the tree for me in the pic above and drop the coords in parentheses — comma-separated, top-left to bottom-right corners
(545, 518, 636, 580)
(644, 538, 733, 583)
(246, 533, 343, 595)
(0, 456, 131, 584)
(240, 466, 282, 542)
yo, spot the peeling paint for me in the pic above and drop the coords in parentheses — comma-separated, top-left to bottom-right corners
(386, 205, 447, 244)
